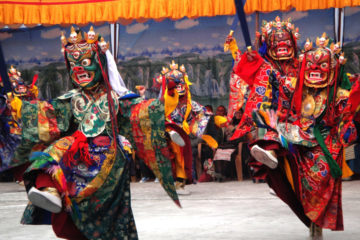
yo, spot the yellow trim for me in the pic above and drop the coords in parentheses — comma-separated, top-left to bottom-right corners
(283, 157, 295, 192)
(201, 134, 218, 149)
(46, 136, 75, 162)
(342, 148, 354, 179)
(164, 88, 179, 119)
(9, 95, 22, 121)
(170, 141, 186, 179)
(214, 116, 227, 127)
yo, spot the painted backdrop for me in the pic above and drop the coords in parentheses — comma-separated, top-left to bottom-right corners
(2, 8, 359, 108)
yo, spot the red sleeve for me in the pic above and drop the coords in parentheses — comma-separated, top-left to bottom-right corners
(234, 51, 264, 87)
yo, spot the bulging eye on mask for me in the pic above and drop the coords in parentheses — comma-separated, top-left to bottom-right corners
(62, 27, 109, 90)
(65, 47, 107, 90)
(304, 48, 336, 88)
(258, 16, 299, 61)
(267, 31, 295, 60)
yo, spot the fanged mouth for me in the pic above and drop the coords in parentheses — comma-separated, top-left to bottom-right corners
(308, 72, 322, 80)
(75, 72, 93, 83)
(305, 71, 329, 87)
(277, 47, 288, 54)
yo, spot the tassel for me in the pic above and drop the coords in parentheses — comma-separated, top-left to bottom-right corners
(291, 56, 306, 116)
(47, 165, 68, 194)
(63, 131, 93, 167)
(269, 109, 277, 129)
(47, 165, 73, 212)
(61, 195, 72, 212)
(279, 134, 288, 150)
(31, 74, 38, 88)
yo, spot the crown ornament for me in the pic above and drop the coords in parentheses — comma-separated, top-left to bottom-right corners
(316, 32, 329, 48)
(304, 38, 313, 52)
(339, 52, 347, 65)
(259, 16, 299, 43)
(8, 65, 21, 79)
(330, 42, 341, 54)
(157, 60, 188, 82)
(60, 26, 109, 53)
(85, 26, 100, 43)
(304, 33, 347, 68)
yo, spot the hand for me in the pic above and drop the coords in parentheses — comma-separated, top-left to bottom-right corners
(225, 35, 234, 45)
(224, 35, 234, 52)
(135, 85, 146, 97)
(246, 50, 257, 62)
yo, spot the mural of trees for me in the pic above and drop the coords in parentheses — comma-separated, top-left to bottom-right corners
(118, 53, 233, 107)
(344, 42, 360, 74)
(9, 52, 234, 109)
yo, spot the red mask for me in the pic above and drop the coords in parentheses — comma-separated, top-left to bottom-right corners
(304, 48, 335, 88)
(267, 30, 295, 60)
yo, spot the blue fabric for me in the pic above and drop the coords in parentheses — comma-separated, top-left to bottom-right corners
(119, 93, 140, 100)
(0, 132, 21, 172)
(259, 42, 267, 57)
(343, 128, 351, 143)
(234, 0, 252, 47)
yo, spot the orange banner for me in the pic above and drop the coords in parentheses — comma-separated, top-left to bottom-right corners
(1, 0, 360, 26)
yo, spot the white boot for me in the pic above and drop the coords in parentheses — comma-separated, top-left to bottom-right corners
(28, 187, 62, 213)
(169, 130, 185, 147)
(250, 145, 278, 169)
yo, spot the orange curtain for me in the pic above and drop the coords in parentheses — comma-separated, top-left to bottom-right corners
(1, 0, 360, 25)
(0, 0, 236, 25)
(244, 0, 360, 14)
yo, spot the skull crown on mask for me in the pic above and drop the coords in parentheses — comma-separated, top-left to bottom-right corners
(61, 26, 109, 90)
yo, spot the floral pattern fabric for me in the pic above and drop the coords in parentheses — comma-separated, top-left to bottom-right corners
(232, 50, 358, 230)
(18, 92, 178, 239)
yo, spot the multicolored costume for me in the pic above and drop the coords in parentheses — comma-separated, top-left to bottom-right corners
(225, 17, 300, 140)
(224, 17, 313, 229)
(0, 66, 38, 177)
(155, 61, 214, 192)
(226, 17, 360, 233)
(238, 33, 359, 232)
(17, 27, 179, 240)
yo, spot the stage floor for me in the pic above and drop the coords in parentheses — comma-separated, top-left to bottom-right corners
(1, 180, 360, 240)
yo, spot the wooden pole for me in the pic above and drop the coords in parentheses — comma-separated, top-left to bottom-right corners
(255, 11, 259, 51)
(309, 222, 323, 240)
(235, 142, 243, 181)
(110, 23, 119, 62)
